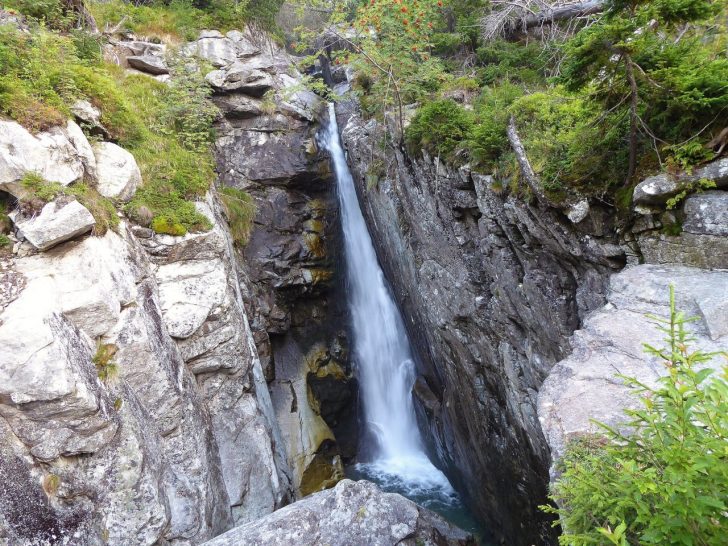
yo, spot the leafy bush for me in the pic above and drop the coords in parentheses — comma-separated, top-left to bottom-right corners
(405, 99, 473, 161)
(476, 39, 550, 87)
(509, 90, 629, 200)
(3, 0, 67, 28)
(467, 81, 523, 168)
(432, 32, 463, 56)
(545, 286, 728, 545)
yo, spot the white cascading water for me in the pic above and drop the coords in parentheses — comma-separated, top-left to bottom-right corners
(323, 104, 456, 501)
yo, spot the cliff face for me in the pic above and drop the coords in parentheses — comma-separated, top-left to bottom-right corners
(0, 194, 288, 544)
(337, 94, 728, 543)
(338, 106, 626, 544)
(0, 28, 347, 545)
(209, 31, 358, 497)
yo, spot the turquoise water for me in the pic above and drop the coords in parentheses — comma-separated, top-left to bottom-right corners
(346, 463, 493, 545)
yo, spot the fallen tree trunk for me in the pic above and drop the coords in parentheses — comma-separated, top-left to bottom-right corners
(495, 0, 607, 39)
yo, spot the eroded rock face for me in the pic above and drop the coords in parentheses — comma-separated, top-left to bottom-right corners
(538, 265, 728, 472)
(1, 27, 355, 544)
(138, 197, 293, 525)
(202, 479, 475, 546)
(209, 32, 357, 497)
(338, 105, 625, 545)
(0, 201, 291, 543)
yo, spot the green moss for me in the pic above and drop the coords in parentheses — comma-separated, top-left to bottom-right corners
(92, 343, 118, 382)
(42, 473, 61, 495)
(0, 234, 10, 248)
(150, 216, 188, 236)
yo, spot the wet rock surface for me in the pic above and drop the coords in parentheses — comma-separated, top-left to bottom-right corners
(209, 30, 358, 497)
(339, 105, 625, 545)
(202, 479, 475, 546)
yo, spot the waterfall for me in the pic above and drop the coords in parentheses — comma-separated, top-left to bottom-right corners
(323, 104, 455, 501)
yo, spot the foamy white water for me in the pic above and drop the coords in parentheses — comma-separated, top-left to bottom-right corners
(323, 104, 455, 502)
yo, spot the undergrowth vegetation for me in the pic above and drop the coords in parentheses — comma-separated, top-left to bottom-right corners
(303, 0, 727, 205)
(544, 287, 728, 545)
(0, 16, 217, 234)
(219, 186, 256, 246)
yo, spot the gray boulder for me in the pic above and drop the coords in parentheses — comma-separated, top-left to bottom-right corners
(14, 199, 95, 251)
(127, 54, 169, 76)
(202, 479, 474, 546)
(93, 142, 142, 202)
(633, 157, 728, 207)
(0, 120, 89, 197)
(184, 32, 260, 68)
(683, 190, 728, 236)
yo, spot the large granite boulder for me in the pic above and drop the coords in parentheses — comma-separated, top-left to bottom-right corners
(0, 120, 92, 198)
(93, 142, 142, 202)
(538, 264, 728, 472)
(13, 199, 95, 251)
(633, 157, 728, 207)
(202, 479, 475, 546)
(183, 30, 260, 68)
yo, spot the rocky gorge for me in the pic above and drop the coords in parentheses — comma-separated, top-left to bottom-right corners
(338, 101, 728, 544)
(0, 9, 727, 546)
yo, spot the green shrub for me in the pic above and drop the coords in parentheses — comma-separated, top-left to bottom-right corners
(544, 286, 728, 545)
(476, 39, 550, 87)
(92, 343, 118, 382)
(432, 33, 463, 56)
(664, 141, 716, 172)
(467, 81, 523, 168)
(405, 99, 473, 161)
(0, 234, 10, 248)
(3, 0, 67, 27)
(219, 186, 256, 247)
(509, 90, 628, 200)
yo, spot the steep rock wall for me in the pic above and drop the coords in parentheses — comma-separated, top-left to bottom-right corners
(0, 31, 298, 544)
(207, 31, 357, 498)
(338, 106, 625, 545)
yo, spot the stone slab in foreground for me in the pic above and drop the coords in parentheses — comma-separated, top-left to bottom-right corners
(202, 479, 474, 546)
(538, 264, 728, 475)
